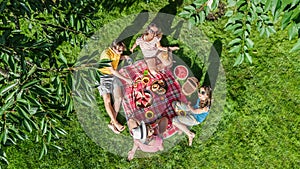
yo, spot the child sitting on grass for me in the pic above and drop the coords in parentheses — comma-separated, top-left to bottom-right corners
(172, 86, 212, 146)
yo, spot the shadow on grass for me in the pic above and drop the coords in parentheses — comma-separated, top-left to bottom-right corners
(203, 39, 222, 91)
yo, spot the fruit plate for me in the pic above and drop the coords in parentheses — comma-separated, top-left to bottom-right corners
(135, 90, 153, 108)
(173, 65, 188, 80)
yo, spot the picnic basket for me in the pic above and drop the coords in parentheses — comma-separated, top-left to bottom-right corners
(182, 77, 199, 96)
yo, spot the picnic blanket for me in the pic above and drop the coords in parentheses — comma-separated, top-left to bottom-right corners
(119, 60, 187, 138)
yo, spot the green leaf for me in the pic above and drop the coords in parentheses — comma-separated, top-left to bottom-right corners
(43, 142, 48, 154)
(8, 54, 16, 73)
(199, 11, 205, 23)
(183, 5, 195, 11)
(34, 85, 50, 95)
(245, 52, 252, 64)
(42, 121, 47, 136)
(281, 0, 293, 10)
(40, 118, 45, 132)
(264, 0, 272, 12)
(66, 99, 73, 116)
(47, 131, 52, 143)
(70, 14, 74, 27)
(27, 64, 37, 78)
(225, 23, 242, 31)
(265, 27, 270, 37)
(292, 0, 300, 7)
(35, 133, 39, 143)
(57, 82, 62, 96)
(290, 39, 300, 52)
(52, 144, 63, 151)
(24, 119, 32, 133)
(229, 45, 241, 53)
(39, 144, 45, 160)
(229, 38, 242, 46)
(4, 90, 17, 103)
(77, 20, 81, 31)
(59, 52, 68, 65)
(246, 23, 251, 32)
(271, 0, 280, 16)
(0, 81, 18, 96)
(259, 27, 266, 37)
(246, 38, 254, 48)
(281, 11, 293, 30)
(268, 26, 276, 34)
(288, 22, 298, 40)
(56, 127, 67, 135)
(228, 0, 237, 7)
(225, 10, 233, 17)
(29, 119, 39, 130)
(22, 80, 40, 89)
(188, 17, 196, 27)
(17, 105, 30, 120)
(179, 11, 191, 18)
(67, 72, 73, 90)
(74, 96, 91, 107)
(2, 128, 8, 144)
(233, 53, 244, 66)
(233, 28, 243, 36)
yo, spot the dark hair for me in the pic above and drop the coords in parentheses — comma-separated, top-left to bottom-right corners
(199, 86, 212, 108)
(110, 40, 126, 49)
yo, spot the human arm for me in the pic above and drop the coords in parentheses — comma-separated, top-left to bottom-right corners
(130, 42, 138, 53)
(108, 66, 132, 84)
(187, 103, 209, 114)
(156, 41, 179, 52)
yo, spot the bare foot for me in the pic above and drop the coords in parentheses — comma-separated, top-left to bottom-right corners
(188, 133, 195, 146)
(111, 121, 126, 132)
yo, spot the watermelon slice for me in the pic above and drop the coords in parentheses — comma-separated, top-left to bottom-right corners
(174, 65, 188, 80)
(135, 90, 152, 108)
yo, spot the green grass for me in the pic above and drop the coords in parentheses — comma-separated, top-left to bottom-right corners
(4, 0, 300, 168)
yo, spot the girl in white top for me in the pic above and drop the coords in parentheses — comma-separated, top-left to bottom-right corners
(130, 23, 179, 75)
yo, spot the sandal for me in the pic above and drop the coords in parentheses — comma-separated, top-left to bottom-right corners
(108, 123, 120, 134)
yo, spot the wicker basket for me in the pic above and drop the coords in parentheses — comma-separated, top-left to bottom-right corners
(182, 77, 199, 96)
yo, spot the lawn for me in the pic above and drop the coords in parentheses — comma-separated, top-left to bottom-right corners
(4, 0, 300, 168)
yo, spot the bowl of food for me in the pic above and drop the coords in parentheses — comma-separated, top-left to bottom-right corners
(151, 80, 167, 95)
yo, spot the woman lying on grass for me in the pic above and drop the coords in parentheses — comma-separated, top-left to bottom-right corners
(172, 86, 212, 146)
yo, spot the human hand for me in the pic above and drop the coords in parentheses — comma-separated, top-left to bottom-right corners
(169, 46, 179, 51)
(130, 48, 134, 53)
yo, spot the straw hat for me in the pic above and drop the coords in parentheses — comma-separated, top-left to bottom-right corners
(131, 121, 147, 143)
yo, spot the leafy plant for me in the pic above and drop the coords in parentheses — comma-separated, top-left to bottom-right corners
(180, 0, 300, 65)
(0, 0, 105, 165)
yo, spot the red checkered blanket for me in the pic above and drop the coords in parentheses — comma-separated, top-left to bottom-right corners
(119, 60, 187, 138)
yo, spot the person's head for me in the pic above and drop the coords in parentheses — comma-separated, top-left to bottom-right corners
(144, 23, 162, 39)
(198, 86, 212, 108)
(110, 40, 125, 55)
(131, 121, 154, 143)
